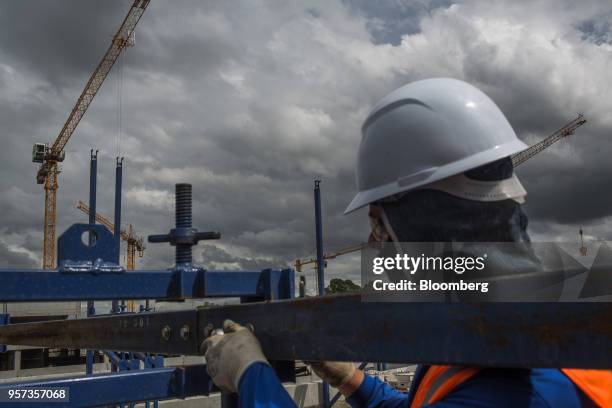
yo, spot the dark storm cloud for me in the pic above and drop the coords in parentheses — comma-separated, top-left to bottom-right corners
(0, 1, 134, 88)
(577, 12, 612, 45)
(1, 0, 611, 279)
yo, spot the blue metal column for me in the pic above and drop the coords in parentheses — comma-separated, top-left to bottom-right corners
(86, 149, 98, 375)
(314, 179, 330, 407)
(113, 157, 123, 313)
(114, 158, 123, 257)
(87, 151, 98, 318)
(314, 180, 325, 296)
(113, 158, 155, 407)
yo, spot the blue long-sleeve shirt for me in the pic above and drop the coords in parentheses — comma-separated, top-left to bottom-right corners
(239, 363, 297, 408)
(238, 363, 595, 408)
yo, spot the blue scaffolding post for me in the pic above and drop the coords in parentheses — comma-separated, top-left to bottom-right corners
(113, 157, 123, 314)
(314, 179, 331, 408)
(86, 150, 98, 375)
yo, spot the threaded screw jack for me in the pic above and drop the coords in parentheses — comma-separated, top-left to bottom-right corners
(175, 184, 193, 265)
(147, 183, 221, 269)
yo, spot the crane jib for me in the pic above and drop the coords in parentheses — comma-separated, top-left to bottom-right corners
(511, 114, 586, 167)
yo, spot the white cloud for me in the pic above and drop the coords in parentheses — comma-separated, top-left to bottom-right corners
(124, 187, 173, 211)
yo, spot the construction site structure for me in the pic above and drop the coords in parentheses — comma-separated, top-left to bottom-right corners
(32, 0, 150, 269)
(76, 201, 145, 271)
(511, 114, 586, 167)
(294, 243, 368, 273)
(0, 181, 609, 407)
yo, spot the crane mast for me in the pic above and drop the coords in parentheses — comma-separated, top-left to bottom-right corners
(33, 0, 150, 269)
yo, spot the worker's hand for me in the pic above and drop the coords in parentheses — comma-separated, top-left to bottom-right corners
(201, 320, 269, 393)
(308, 361, 356, 387)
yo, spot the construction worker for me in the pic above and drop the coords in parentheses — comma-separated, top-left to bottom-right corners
(203, 78, 611, 407)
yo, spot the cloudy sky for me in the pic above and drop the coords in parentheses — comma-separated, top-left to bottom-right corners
(1, 0, 611, 291)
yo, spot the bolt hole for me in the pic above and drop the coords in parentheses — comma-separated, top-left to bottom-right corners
(81, 229, 98, 248)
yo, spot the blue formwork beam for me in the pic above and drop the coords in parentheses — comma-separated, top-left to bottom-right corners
(0, 269, 294, 302)
(0, 365, 213, 408)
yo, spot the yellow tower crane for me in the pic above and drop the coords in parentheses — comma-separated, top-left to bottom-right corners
(294, 243, 368, 273)
(76, 201, 145, 271)
(32, 0, 150, 269)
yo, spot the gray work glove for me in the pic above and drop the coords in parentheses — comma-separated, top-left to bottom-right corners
(309, 361, 356, 387)
(201, 320, 270, 393)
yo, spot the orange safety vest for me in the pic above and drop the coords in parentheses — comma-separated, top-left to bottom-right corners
(410, 365, 612, 408)
(562, 369, 612, 408)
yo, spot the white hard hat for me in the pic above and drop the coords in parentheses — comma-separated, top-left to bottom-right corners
(345, 78, 528, 214)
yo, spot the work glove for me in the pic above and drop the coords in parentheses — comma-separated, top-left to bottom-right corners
(201, 319, 270, 393)
(308, 361, 356, 387)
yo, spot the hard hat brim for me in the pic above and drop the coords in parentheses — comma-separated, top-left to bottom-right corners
(344, 138, 528, 214)
(424, 173, 527, 203)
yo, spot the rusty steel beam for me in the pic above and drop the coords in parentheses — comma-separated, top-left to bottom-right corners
(0, 294, 610, 368)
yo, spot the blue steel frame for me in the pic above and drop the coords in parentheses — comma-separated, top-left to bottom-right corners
(0, 267, 295, 407)
(0, 268, 294, 301)
(0, 174, 296, 407)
